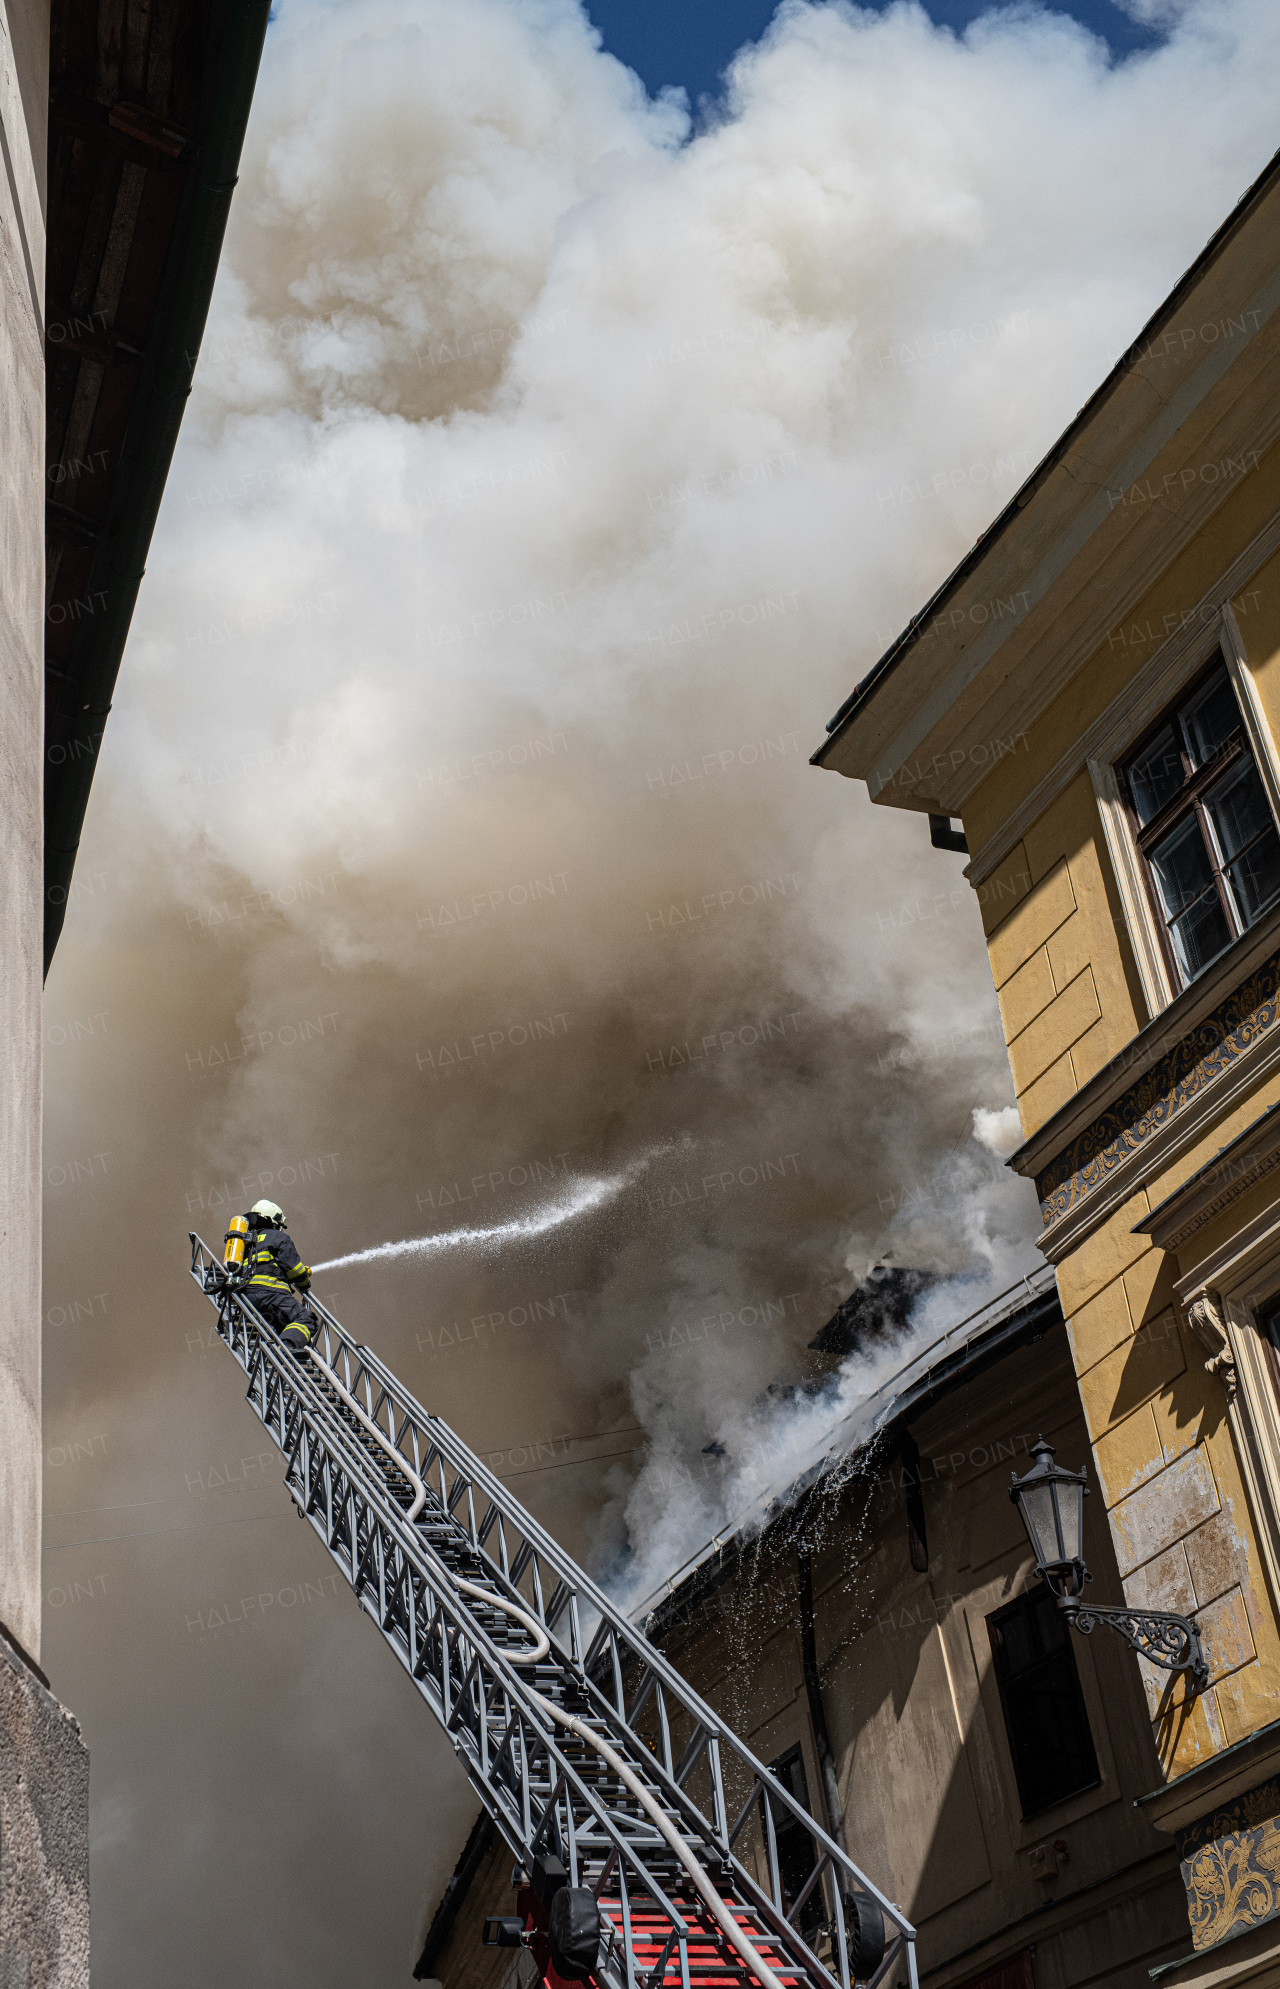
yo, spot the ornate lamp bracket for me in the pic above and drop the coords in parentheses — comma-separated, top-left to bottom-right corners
(1058, 1596, 1209, 1692)
(1185, 1287, 1237, 1401)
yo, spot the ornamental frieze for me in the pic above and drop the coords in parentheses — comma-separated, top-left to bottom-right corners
(1035, 949, 1280, 1227)
(1178, 1776, 1280, 1951)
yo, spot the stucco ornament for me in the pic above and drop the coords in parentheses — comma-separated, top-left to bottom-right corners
(1180, 1779, 1280, 1950)
(1185, 1288, 1238, 1401)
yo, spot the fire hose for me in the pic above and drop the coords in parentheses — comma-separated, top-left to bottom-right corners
(308, 1345, 783, 1989)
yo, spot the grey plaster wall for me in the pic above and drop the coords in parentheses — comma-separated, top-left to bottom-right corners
(0, 0, 48, 1663)
(0, 1633, 90, 1988)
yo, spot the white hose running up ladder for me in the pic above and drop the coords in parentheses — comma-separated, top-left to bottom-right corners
(307, 1347, 430, 1522)
(472, 1589, 787, 1989)
(308, 1346, 783, 1989)
(308, 1350, 552, 1660)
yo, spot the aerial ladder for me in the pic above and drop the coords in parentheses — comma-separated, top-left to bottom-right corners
(188, 1233, 918, 1989)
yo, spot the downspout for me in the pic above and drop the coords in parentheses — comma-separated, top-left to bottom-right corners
(796, 1546, 849, 1861)
(43, 0, 273, 972)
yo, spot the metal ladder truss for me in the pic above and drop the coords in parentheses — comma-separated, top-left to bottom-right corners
(188, 1233, 918, 1989)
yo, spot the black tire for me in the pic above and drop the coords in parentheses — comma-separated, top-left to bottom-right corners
(549, 1886, 600, 1982)
(846, 1891, 886, 1981)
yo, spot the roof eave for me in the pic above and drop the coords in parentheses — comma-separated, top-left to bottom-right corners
(811, 139, 1280, 777)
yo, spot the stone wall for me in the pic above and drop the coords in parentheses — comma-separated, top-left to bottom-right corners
(0, 1630, 90, 1987)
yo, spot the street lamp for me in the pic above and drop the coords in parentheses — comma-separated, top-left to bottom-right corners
(1009, 1438, 1208, 1693)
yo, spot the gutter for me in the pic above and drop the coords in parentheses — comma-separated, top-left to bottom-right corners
(43, 0, 273, 974)
(639, 1274, 1061, 1638)
(811, 139, 1280, 771)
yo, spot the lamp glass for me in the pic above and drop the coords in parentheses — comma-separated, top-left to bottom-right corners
(1019, 1481, 1060, 1569)
(1056, 1474, 1084, 1564)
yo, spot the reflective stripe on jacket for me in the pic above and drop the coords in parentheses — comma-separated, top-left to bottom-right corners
(244, 1223, 311, 1292)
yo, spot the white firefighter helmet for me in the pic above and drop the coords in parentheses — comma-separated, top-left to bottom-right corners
(251, 1198, 286, 1226)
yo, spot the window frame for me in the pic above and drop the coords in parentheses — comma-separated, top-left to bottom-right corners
(1172, 1212, 1280, 1654)
(1088, 604, 1280, 1019)
(986, 1582, 1101, 1820)
(1118, 655, 1279, 993)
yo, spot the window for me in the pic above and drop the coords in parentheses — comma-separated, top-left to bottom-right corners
(1121, 657, 1280, 989)
(1254, 1293, 1280, 1392)
(766, 1748, 823, 1934)
(987, 1586, 1099, 1817)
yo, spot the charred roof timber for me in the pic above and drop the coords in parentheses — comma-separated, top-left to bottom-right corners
(43, 1, 273, 975)
(808, 1263, 938, 1364)
(643, 1270, 1062, 1638)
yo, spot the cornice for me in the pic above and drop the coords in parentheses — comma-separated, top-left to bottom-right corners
(927, 358, 1280, 820)
(1009, 899, 1280, 1183)
(816, 145, 1280, 782)
(963, 504, 1280, 888)
(815, 187, 1280, 817)
(1034, 1018, 1280, 1265)
(1134, 1105, 1280, 1254)
(1138, 1721, 1280, 1835)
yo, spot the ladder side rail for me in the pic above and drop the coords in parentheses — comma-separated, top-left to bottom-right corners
(203, 1248, 905, 1973)
(254, 1375, 724, 1892)
(280, 1428, 716, 1954)
(332, 1310, 908, 1923)
(288, 1413, 574, 1729)
(212, 1372, 860, 1989)
(306, 1306, 894, 1940)
(185, 1253, 586, 1739)
(191, 1239, 917, 1965)
(293, 1376, 597, 1696)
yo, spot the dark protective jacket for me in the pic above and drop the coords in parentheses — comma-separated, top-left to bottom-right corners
(244, 1223, 311, 1294)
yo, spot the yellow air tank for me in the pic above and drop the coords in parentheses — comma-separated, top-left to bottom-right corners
(224, 1214, 249, 1271)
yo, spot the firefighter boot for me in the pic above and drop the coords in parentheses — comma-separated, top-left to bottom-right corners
(281, 1324, 311, 1356)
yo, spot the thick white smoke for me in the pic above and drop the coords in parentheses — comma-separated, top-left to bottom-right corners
(69, 0, 1280, 1590)
(41, 5, 1280, 1976)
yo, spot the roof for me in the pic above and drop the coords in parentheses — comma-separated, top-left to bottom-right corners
(43, 0, 272, 972)
(413, 1809, 497, 1981)
(812, 140, 1280, 773)
(630, 1266, 1061, 1631)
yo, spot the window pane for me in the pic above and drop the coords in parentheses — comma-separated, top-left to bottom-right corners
(1181, 667, 1239, 767)
(1227, 826, 1280, 928)
(1169, 887, 1232, 982)
(999, 1663, 1099, 1813)
(1205, 761, 1271, 863)
(1128, 723, 1184, 825)
(995, 1610, 1035, 1675)
(988, 1587, 1099, 1817)
(1149, 815, 1217, 919)
(771, 1752, 808, 1809)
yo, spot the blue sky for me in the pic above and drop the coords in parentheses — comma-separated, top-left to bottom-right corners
(585, 0, 1160, 104)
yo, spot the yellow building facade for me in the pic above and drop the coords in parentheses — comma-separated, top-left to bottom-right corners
(817, 149, 1280, 1981)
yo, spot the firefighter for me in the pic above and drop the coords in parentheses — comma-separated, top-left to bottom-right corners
(240, 1198, 316, 1354)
